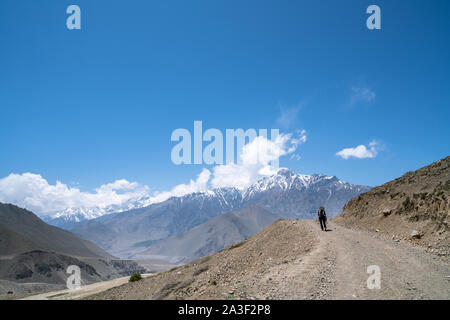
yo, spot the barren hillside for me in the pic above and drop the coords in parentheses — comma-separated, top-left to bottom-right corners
(0, 203, 146, 296)
(335, 156, 449, 255)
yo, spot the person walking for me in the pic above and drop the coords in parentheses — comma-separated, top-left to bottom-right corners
(318, 206, 327, 231)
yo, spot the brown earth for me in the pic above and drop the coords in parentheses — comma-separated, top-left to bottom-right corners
(84, 220, 450, 300)
(335, 156, 450, 256)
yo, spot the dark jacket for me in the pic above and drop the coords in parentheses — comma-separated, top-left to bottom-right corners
(318, 207, 327, 220)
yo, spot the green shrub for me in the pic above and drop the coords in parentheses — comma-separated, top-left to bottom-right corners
(129, 272, 142, 282)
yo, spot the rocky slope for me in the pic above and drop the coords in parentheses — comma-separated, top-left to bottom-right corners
(0, 203, 113, 258)
(335, 156, 449, 255)
(0, 203, 146, 295)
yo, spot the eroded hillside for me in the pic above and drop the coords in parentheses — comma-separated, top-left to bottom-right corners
(335, 156, 449, 254)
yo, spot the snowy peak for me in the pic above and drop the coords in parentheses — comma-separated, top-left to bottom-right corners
(41, 197, 153, 228)
(43, 169, 370, 229)
(245, 169, 335, 195)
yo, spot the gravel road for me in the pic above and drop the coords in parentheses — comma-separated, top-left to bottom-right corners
(225, 220, 449, 299)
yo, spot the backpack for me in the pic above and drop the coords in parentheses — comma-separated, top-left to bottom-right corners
(318, 207, 326, 218)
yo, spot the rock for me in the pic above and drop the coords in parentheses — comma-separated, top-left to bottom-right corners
(410, 230, 422, 239)
(376, 229, 380, 232)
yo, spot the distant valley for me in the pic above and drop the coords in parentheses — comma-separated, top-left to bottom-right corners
(132, 206, 281, 263)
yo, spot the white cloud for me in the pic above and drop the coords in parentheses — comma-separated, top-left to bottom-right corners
(211, 130, 307, 189)
(0, 131, 307, 215)
(148, 169, 211, 203)
(0, 173, 150, 215)
(0, 170, 213, 216)
(276, 105, 301, 128)
(348, 85, 376, 107)
(336, 141, 379, 159)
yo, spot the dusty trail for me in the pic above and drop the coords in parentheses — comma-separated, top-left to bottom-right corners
(19, 274, 154, 300)
(292, 221, 449, 299)
(220, 220, 449, 300)
(19, 220, 449, 300)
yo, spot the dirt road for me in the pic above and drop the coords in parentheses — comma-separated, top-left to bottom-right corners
(20, 274, 153, 300)
(276, 221, 450, 299)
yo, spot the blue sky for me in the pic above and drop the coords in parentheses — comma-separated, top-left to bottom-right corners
(0, 0, 449, 200)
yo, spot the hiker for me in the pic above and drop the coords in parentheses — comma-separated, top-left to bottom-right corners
(318, 206, 327, 231)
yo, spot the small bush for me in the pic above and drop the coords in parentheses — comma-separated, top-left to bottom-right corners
(210, 280, 217, 286)
(129, 272, 142, 282)
(402, 197, 415, 211)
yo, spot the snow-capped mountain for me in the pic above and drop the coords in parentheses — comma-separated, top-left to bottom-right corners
(44, 169, 370, 231)
(241, 169, 371, 219)
(41, 197, 154, 229)
(67, 169, 371, 257)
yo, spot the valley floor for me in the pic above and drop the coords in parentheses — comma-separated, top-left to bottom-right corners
(18, 274, 154, 300)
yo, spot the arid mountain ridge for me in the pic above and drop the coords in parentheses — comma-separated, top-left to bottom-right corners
(336, 156, 449, 254)
(0, 203, 145, 296)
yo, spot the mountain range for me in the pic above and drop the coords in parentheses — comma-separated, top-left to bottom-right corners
(69, 169, 371, 258)
(41, 199, 153, 230)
